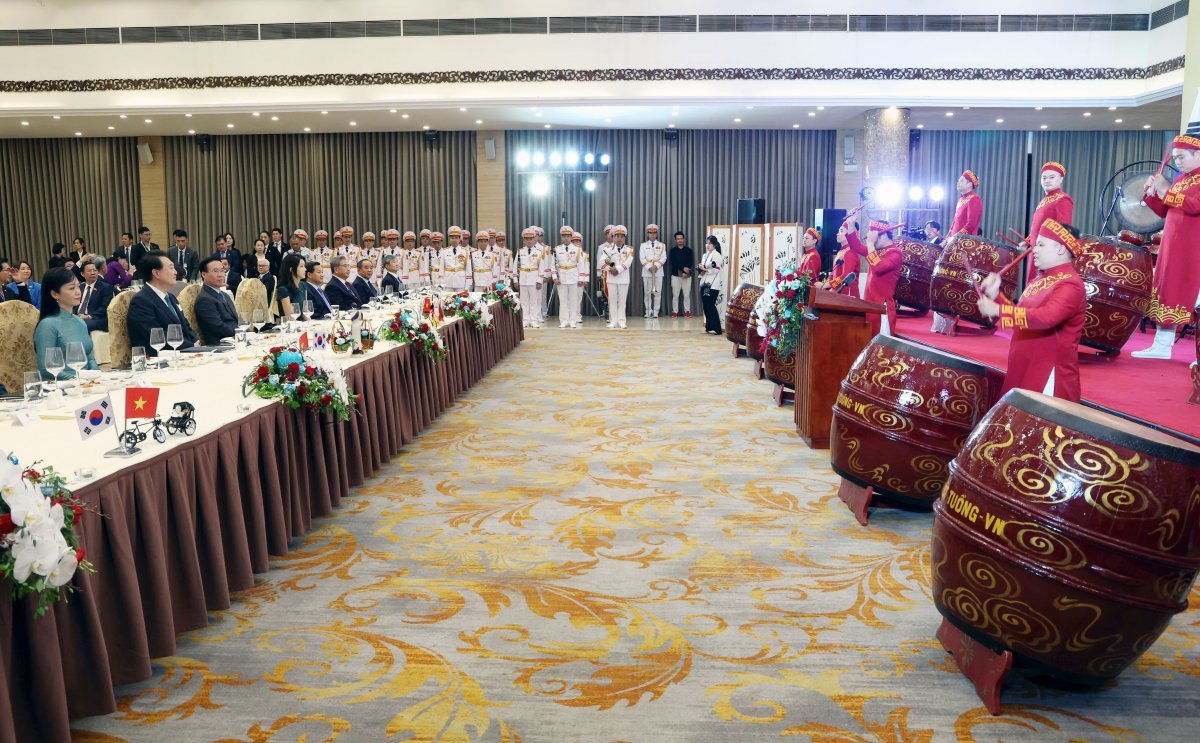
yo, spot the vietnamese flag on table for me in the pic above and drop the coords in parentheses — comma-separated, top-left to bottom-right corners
(125, 387, 160, 419)
(299, 331, 310, 351)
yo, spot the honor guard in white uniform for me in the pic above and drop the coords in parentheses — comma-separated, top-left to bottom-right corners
(311, 230, 329, 260)
(517, 228, 544, 328)
(494, 231, 514, 285)
(532, 226, 550, 323)
(441, 231, 471, 291)
(487, 228, 498, 251)
(639, 224, 666, 317)
(471, 231, 497, 289)
(400, 231, 419, 287)
(426, 232, 441, 287)
(598, 225, 634, 328)
(293, 228, 310, 256)
(553, 231, 589, 328)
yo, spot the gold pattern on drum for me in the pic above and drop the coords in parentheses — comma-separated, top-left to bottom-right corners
(838, 424, 909, 494)
(849, 346, 988, 424)
(1076, 247, 1151, 286)
(940, 553, 1063, 656)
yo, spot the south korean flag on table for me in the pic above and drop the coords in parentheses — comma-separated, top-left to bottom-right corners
(76, 394, 114, 440)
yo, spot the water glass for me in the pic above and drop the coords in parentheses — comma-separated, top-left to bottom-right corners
(131, 346, 147, 373)
(23, 371, 42, 404)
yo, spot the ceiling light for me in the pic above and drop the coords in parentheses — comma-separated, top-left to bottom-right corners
(320, 111, 328, 115)
(52, 115, 61, 120)
(144, 119, 152, 124)
(529, 174, 550, 197)
(1143, 124, 1152, 129)
(599, 153, 610, 166)
(945, 112, 954, 117)
(226, 123, 234, 129)
(535, 112, 543, 117)
(817, 106, 825, 110)
(1040, 124, 1048, 129)
(908, 186, 925, 201)
(928, 185, 946, 201)
(74, 131, 82, 136)
(106, 125, 115, 130)
(187, 129, 195, 134)
(252, 112, 260, 117)
(565, 150, 579, 166)
(349, 121, 357, 126)
(583, 178, 596, 192)
(401, 114, 409, 119)
(877, 180, 903, 207)
(734, 118, 742, 123)
(119, 114, 127, 119)
(995, 118, 1004, 123)
(544, 124, 552, 129)
(808, 112, 816, 117)
(1083, 112, 1091, 117)
(20, 121, 28, 126)
(668, 124, 676, 128)
(475, 119, 483, 124)
(549, 151, 563, 167)
(271, 116, 279, 121)
(459, 107, 467, 112)
(746, 106, 754, 110)
(792, 124, 800, 128)
(1108, 106, 1117, 111)
(584, 153, 595, 165)
(1115, 118, 1123, 123)
(962, 106, 970, 110)
(516, 151, 531, 167)
(1034, 106, 1043, 111)
(303, 127, 311, 132)
(389, 109, 397, 113)
(184, 113, 192, 118)
(532, 151, 545, 166)
(422, 125, 430, 130)
(916, 124, 925, 129)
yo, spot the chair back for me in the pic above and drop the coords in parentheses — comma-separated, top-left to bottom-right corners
(0, 301, 39, 392)
(177, 284, 204, 344)
(106, 290, 136, 368)
(236, 278, 269, 323)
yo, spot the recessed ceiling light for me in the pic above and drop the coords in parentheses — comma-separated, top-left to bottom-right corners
(475, 119, 483, 124)
(808, 112, 816, 117)
(144, 119, 152, 124)
(252, 112, 260, 117)
(1108, 106, 1117, 111)
(185, 113, 192, 118)
(817, 106, 825, 110)
(422, 125, 430, 130)
(119, 114, 127, 119)
(267, 115, 276, 121)
(945, 112, 954, 117)
(1143, 124, 1152, 129)
(303, 127, 311, 132)
(917, 124, 925, 129)
(792, 124, 800, 128)
(746, 106, 754, 110)
(734, 118, 742, 123)
(1083, 112, 1092, 117)
(995, 118, 1004, 123)
(20, 121, 28, 126)
(389, 109, 397, 113)
(349, 121, 357, 126)
(106, 125, 115, 130)
(535, 112, 543, 117)
(1040, 124, 1048, 129)
(1034, 106, 1043, 111)
(459, 107, 467, 112)
(187, 129, 195, 134)
(962, 106, 970, 110)
(668, 124, 676, 128)
(74, 132, 82, 136)
(1115, 118, 1123, 123)
(401, 114, 409, 119)
(226, 123, 235, 129)
(52, 115, 61, 120)
(320, 111, 328, 115)
(544, 124, 552, 129)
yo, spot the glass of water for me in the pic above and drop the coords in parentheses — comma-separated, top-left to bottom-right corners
(23, 371, 43, 404)
(131, 346, 147, 374)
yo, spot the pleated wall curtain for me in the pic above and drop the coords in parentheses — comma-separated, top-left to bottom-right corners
(0, 138, 141, 278)
(1030, 129, 1176, 235)
(164, 132, 476, 250)
(505, 128, 837, 315)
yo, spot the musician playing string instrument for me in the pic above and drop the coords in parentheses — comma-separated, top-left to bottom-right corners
(1133, 134, 1200, 359)
(1020, 161, 1075, 277)
(843, 218, 903, 336)
(976, 219, 1086, 402)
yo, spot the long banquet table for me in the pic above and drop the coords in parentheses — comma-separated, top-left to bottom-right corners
(0, 303, 523, 743)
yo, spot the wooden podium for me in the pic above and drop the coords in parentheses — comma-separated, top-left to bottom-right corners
(793, 290, 884, 448)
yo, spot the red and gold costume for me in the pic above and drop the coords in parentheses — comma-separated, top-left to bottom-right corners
(995, 220, 1087, 402)
(1025, 161, 1075, 274)
(798, 228, 822, 278)
(845, 221, 903, 334)
(950, 170, 983, 235)
(1143, 135, 1200, 326)
(830, 246, 859, 297)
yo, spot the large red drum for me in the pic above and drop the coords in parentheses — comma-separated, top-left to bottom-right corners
(893, 236, 941, 312)
(932, 390, 1200, 684)
(831, 335, 1005, 507)
(746, 314, 766, 379)
(930, 234, 1020, 327)
(764, 341, 795, 390)
(725, 282, 763, 353)
(1075, 235, 1154, 355)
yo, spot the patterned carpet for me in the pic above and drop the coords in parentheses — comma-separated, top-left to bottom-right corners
(71, 319, 1200, 742)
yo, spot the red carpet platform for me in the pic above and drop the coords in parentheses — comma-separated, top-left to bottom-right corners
(894, 317, 1199, 440)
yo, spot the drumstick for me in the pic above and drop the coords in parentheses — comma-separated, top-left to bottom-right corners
(998, 248, 1033, 276)
(962, 255, 984, 295)
(1007, 227, 1027, 245)
(1153, 142, 1174, 179)
(994, 231, 1022, 248)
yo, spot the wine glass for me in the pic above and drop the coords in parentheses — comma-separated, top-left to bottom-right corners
(149, 327, 166, 365)
(252, 309, 267, 334)
(303, 300, 314, 325)
(65, 341, 87, 379)
(43, 347, 65, 388)
(286, 305, 300, 333)
(166, 324, 184, 361)
(235, 313, 250, 346)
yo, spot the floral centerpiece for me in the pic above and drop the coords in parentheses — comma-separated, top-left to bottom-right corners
(1, 455, 95, 615)
(380, 311, 448, 362)
(759, 266, 814, 357)
(331, 328, 355, 355)
(482, 281, 520, 312)
(443, 291, 493, 331)
(242, 346, 354, 422)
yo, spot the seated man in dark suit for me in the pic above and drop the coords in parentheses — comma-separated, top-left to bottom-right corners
(77, 257, 115, 332)
(323, 256, 361, 310)
(380, 254, 404, 295)
(193, 256, 240, 344)
(254, 256, 276, 305)
(128, 253, 198, 357)
(352, 258, 379, 305)
(305, 261, 333, 319)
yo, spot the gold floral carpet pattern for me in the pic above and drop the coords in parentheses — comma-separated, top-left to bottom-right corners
(71, 322, 1200, 742)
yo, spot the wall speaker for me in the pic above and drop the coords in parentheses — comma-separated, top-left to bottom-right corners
(663, 128, 679, 142)
(195, 133, 212, 153)
(136, 142, 154, 165)
(736, 198, 765, 224)
(484, 138, 496, 160)
(423, 130, 440, 144)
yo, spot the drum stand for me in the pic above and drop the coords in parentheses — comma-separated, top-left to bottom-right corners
(931, 313, 997, 337)
(896, 304, 928, 319)
(753, 359, 765, 380)
(936, 618, 1013, 716)
(837, 478, 875, 526)
(772, 383, 794, 406)
(1189, 362, 1200, 406)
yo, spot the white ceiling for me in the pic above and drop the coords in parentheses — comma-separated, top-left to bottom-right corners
(1, 97, 1182, 139)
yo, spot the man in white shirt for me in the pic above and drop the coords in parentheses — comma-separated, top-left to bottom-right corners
(554, 232, 589, 328)
(639, 224, 666, 318)
(597, 225, 634, 329)
(517, 228, 544, 328)
(441, 231, 471, 291)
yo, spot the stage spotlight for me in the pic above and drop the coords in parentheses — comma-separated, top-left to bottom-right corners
(908, 185, 925, 202)
(532, 151, 545, 166)
(565, 150, 580, 167)
(877, 181, 903, 208)
(928, 185, 946, 202)
(583, 178, 596, 192)
(584, 152, 595, 165)
(530, 174, 550, 197)
(549, 151, 563, 167)
(599, 153, 611, 166)
(515, 151, 531, 168)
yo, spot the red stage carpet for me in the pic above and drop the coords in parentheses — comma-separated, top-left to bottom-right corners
(894, 317, 1199, 439)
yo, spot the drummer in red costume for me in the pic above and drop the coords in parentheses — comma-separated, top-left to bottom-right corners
(1133, 134, 1200, 359)
(1021, 161, 1075, 277)
(950, 170, 983, 236)
(844, 218, 903, 335)
(798, 227, 822, 278)
(976, 219, 1087, 402)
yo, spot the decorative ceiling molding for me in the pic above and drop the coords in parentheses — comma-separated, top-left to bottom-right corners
(0, 58, 1185, 94)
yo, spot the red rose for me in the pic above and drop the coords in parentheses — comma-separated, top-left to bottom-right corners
(257, 365, 269, 379)
(0, 513, 13, 536)
(24, 468, 39, 481)
(73, 504, 83, 525)
(270, 346, 283, 354)
(288, 362, 299, 373)
(320, 394, 332, 405)
(305, 366, 316, 375)
(421, 323, 430, 332)
(75, 548, 86, 562)
(297, 384, 308, 396)
(785, 289, 797, 300)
